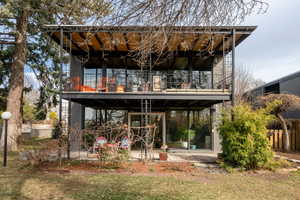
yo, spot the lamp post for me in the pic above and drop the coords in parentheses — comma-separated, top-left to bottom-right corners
(1, 111, 11, 167)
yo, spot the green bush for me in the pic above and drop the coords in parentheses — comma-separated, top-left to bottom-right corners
(49, 112, 58, 122)
(219, 103, 275, 170)
(181, 129, 196, 141)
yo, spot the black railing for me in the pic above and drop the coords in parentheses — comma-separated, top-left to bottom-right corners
(63, 71, 231, 93)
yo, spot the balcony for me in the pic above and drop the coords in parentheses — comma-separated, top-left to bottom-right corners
(62, 70, 231, 110)
(63, 70, 231, 95)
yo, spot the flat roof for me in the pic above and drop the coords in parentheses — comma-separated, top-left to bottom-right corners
(43, 25, 256, 70)
(249, 70, 300, 93)
(43, 25, 256, 54)
(43, 25, 256, 33)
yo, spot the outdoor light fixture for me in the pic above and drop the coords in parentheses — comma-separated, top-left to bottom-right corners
(1, 112, 12, 120)
(1, 111, 12, 167)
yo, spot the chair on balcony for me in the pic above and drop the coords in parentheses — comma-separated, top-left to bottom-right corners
(97, 77, 108, 92)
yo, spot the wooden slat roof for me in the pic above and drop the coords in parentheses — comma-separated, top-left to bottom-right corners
(43, 25, 256, 54)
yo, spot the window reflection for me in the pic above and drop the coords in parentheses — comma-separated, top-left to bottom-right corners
(82, 67, 213, 92)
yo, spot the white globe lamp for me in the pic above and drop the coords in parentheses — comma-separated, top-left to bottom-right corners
(1, 112, 12, 120)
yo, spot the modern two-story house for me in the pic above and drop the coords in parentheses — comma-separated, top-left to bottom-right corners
(44, 25, 255, 152)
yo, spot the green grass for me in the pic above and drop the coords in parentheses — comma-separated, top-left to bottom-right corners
(1, 152, 300, 200)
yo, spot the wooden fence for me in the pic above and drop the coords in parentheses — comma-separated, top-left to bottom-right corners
(267, 120, 300, 151)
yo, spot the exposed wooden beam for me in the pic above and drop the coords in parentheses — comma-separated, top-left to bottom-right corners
(108, 32, 118, 51)
(79, 32, 96, 51)
(94, 33, 104, 50)
(123, 33, 130, 51)
(63, 32, 80, 51)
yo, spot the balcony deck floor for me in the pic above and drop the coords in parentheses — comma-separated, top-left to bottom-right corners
(62, 91, 231, 110)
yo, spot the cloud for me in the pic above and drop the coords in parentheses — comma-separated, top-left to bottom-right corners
(236, 0, 300, 82)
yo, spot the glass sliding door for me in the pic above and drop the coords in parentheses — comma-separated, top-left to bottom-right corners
(166, 109, 212, 150)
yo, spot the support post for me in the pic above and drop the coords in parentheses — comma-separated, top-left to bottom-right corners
(162, 112, 166, 147)
(125, 58, 128, 91)
(188, 55, 193, 88)
(187, 110, 191, 150)
(222, 35, 226, 91)
(3, 119, 8, 167)
(231, 29, 236, 107)
(59, 28, 63, 122)
(67, 99, 71, 159)
(127, 113, 131, 151)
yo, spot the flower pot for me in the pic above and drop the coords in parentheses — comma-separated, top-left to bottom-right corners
(159, 152, 168, 161)
(181, 141, 188, 149)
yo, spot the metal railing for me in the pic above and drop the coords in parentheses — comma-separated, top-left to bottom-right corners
(63, 71, 231, 93)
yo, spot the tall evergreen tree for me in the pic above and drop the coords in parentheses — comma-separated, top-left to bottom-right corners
(0, 0, 111, 150)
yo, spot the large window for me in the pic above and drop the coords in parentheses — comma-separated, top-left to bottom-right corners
(84, 107, 127, 129)
(82, 67, 213, 91)
(166, 109, 212, 150)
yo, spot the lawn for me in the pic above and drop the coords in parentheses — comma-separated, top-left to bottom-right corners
(1, 152, 300, 200)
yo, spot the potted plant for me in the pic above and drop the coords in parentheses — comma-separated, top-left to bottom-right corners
(180, 129, 196, 149)
(159, 145, 168, 161)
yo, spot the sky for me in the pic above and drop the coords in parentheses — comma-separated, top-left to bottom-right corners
(236, 0, 300, 83)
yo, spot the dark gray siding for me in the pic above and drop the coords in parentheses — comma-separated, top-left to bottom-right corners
(280, 76, 300, 119)
(70, 56, 83, 129)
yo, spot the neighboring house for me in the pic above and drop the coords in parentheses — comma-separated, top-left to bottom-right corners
(247, 70, 300, 119)
(44, 25, 255, 152)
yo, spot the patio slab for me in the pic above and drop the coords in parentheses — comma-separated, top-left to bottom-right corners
(69, 150, 218, 164)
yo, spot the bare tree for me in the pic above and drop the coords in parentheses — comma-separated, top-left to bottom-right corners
(259, 94, 300, 152)
(235, 65, 265, 104)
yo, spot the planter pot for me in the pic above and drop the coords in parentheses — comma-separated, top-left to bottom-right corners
(159, 152, 168, 161)
(181, 141, 188, 149)
(132, 86, 138, 92)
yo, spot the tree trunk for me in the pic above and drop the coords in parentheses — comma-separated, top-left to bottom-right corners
(277, 113, 290, 152)
(3, 9, 29, 151)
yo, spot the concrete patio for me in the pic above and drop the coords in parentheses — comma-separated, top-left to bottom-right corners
(69, 150, 218, 164)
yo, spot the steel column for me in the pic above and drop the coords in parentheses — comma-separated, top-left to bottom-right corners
(231, 29, 236, 107)
(3, 119, 8, 167)
(59, 28, 63, 122)
(162, 112, 166, 147)
(127, 113, 131, 151)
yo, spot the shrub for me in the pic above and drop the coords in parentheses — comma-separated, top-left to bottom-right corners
(219, 103, 275, 170)
(23, 102, 36, 123)
(49, 112, 58, 122)
(181, 129, 196, 141)
(97, 144, 129, 169)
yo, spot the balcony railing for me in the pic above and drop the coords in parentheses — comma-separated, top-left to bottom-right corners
(63, 72, 231, 93)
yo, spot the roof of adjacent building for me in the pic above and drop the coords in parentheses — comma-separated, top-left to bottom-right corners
(249, 70, 300, 93)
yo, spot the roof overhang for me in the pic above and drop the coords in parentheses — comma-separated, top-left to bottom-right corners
(62, 91, 231, 110)
(43, 25, 256, 69)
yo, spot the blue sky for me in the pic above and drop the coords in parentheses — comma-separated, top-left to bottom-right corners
(237, 0, 300, 83)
